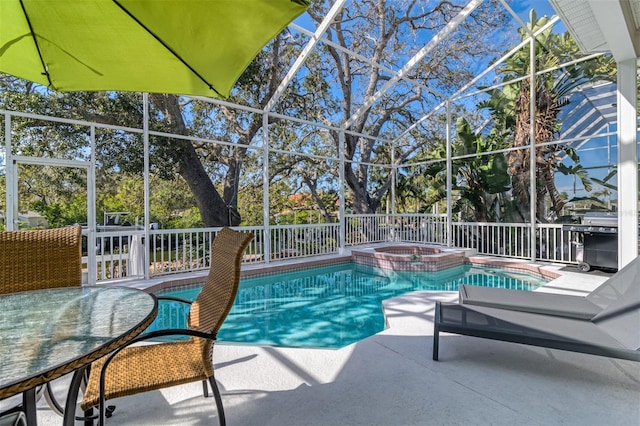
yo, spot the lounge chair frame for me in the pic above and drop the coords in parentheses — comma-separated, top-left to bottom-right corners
(436, 258, 640, 363)
(458, 256, 639, 319)
(433, 301, 640, 362)
(433, 295, 640, 363)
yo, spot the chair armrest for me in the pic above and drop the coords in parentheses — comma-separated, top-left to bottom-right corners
(156, 296, 193, 305)
(98, 329, 217, 384)
(122, 328, 216, 346)
(95, 328, 218, 419)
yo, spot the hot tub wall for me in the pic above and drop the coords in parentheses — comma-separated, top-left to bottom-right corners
(351, 248, 465, 272)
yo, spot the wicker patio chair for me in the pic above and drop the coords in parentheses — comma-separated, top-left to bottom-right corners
(0, 226, 83, 294)
(80, 227, 254, 426)
(0, 226, 83, 417)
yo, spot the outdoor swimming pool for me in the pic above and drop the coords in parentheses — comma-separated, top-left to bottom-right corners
(147, 262, 547, 348)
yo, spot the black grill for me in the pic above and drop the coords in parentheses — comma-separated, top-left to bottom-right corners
(563, 212, 617, 272)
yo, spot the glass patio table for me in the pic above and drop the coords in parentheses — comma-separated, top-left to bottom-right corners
(0, 286, 157, 426)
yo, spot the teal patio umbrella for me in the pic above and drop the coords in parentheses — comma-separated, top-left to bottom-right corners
(0, 0, 308, 98)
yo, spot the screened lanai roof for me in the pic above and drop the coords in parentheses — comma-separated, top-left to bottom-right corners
(551, 0, 639, 151)
(1, 0, 638, 270)
(186, 0, 638, 152)
(559, 82, 617, 145)
(2, 0, 635, 146)
(550, 0, 640, 59)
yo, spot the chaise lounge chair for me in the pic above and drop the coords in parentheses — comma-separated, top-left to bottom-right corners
(433, 269, 640, 362)
(458, 256, 639, 319)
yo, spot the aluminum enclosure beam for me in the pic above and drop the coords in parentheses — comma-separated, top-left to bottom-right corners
(288, 24, 447, 100)
(616, 58, 639, 268)
(264, 0, 347, 113)
(588, 0, 639, 61)
(343, 0, 484, 131)
(393, 4, 556, 143)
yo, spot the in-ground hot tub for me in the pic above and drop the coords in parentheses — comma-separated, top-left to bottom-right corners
(351, 245, 466, 272)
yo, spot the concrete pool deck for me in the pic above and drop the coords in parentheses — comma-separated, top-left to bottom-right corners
(27, 258, 639, 425)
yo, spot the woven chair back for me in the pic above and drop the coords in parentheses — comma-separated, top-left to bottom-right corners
(188, 227, 253, 336)
(0, 226, 83, 294)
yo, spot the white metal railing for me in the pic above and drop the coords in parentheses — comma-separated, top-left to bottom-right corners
(345, 214, 447, 245)
(86, 216, 580, 283)
(94, 229, 144, 280)
(451, 222, 531, 258)
(269, 223, 340, 261)
(450, 221, 580, 263)
(536, 223, 580, 263)
(148, 226, 264, 276)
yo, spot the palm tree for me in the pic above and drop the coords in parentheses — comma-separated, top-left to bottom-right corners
(480, 10, 613, 222)
(451, 118, 511, 222)
(419, 118, 511, 222)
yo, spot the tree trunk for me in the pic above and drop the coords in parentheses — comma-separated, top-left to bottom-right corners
(177, 142, 239, 225)
(149, 94, 239, 226)
(508, 82, 567, 222)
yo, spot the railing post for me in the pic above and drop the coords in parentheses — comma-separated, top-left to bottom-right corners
(528, 35, 537, 261)
(143, 93, 150, 280)
(338, 131, 346, 252)
(445, 99, 452, 247)
(262, 113, 271, 264)
(87, 125, 97, 285)
(4, 113, 14, 231)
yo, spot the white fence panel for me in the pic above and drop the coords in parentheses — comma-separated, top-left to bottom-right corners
(87, 217, 579, 284)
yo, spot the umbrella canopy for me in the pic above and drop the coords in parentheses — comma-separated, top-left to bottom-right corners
(0, 0, 308, 98)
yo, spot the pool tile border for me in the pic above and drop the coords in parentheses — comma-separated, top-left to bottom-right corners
(145, 252, 559, 295)
(145, 255, 353, 294)
(466, 256, 561, 281)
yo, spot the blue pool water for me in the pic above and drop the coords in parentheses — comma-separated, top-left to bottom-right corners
(147, 262, 546, 349)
